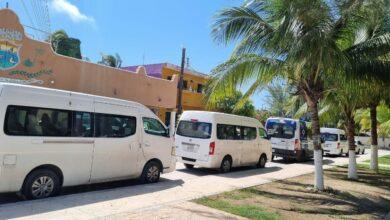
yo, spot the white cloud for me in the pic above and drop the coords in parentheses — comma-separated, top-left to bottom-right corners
(51, 0, 94, 23)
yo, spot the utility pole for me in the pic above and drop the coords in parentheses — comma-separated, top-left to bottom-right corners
(177, 47, 186, 118)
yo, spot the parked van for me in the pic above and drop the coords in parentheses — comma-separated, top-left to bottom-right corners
(175, 111, 271, 173)
(265, 117, 313, 161)
(0, 83, 175, 199)
(320, 128, 348, 156)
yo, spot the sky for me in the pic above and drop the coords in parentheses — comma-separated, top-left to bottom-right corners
(4, 0, 269, 109)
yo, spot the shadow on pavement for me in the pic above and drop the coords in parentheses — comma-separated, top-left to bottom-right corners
(0, 178, 184, 219)
(178, 165, 283, 179)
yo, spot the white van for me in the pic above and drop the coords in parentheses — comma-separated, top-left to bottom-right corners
(0, 83, 175, 199)
(265, 117, 313, 161)
(320, 128, 365, 156)
(175, 111, 271, 173)
(320, 128, 348, 156)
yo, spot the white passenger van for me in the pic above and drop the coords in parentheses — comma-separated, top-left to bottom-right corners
(320, 128, 348, 156)
(265, 117, 313, 161)
(0, 83, 175, 199)
(320, 128, 365, 156)
(175, 111, 272, 173)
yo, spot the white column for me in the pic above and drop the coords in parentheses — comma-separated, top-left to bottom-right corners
(314, 149, 324, 191)
(169, 111, 176, 138)
(348, 150, 358, 179)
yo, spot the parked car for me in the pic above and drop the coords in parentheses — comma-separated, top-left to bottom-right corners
(265, 117, 313, 161)
(321, 128, 348, 156)
(175, 111, 272, 173)
(0, 83, 175, 199)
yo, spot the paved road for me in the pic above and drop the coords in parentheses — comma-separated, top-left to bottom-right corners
(0, 149, 388, 220)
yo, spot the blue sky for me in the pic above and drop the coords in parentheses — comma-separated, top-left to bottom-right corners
(5, 0, 268, 109)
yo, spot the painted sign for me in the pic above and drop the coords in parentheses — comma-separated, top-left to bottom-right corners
(0, 28, 22, 70)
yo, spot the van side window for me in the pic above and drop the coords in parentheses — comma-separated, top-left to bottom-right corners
(242, 127, 257, 140)
(95, 113, 136, 138)
(5, 105, 71, 137)
(258, 128, 268, 139)
(143, 117, 168, 137)
(72, 112, 93, 137)
(217, 124, 235, 140)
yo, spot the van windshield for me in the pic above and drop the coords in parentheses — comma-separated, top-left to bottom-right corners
(265, 119, 296, 139)
(321, 133, 338, 142)
(176, 121, 212, 139)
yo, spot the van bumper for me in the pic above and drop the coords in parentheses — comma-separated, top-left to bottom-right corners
(176, 156, 218, 169)
(272, 148, 313, 160)
(323, 148, 341, 155)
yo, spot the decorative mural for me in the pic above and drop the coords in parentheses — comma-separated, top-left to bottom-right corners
(0, 27, 22, 70)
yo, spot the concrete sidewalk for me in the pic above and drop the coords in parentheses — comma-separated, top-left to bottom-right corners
(0, 150, 389, 220)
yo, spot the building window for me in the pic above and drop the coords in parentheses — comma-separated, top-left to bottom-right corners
(167, 76, 172, 80)
(197, 84, 203, 93)
(183, 80, 188, 90)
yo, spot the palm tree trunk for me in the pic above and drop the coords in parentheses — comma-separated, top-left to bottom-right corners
(369, 104, 379, 173)
(308, 101, 324, 191)
(346, 111, 357, 179)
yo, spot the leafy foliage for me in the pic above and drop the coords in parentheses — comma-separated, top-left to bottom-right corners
(207, 91, 256, 117)
(51, 30, 82, 59)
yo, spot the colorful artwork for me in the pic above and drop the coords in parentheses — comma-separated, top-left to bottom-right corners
(0, 28, 22, 70)
(9, 69, 52, 79)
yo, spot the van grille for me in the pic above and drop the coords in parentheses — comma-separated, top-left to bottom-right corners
(182, 157, 196, 162)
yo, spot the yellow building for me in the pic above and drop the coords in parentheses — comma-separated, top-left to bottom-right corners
(123, 63, 209, 124)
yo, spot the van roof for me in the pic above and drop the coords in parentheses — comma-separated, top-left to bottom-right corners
(320, 127, 345, 134)
(180, 111, 261, 126)
(0, 82, 152, 114)
(267, 117, 300, 122)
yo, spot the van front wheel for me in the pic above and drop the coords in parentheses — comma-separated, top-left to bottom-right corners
(141, 161, 161, 184)
(22, 169, 61, 200)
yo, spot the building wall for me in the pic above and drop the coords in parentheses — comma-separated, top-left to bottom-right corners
(161, 65, 208, 110)
(0, 9, 178, 116)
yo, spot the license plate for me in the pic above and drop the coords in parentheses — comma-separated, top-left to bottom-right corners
(187, 145, 195, 152)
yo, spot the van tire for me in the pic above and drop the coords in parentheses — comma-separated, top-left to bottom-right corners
(220, 157, 232, 173)
(22, 169, 61, 200)
(140, 161, 161, 184)
(184, 164, 194, 169)
(257, 154, 267, 168)
(298, 151, 306, 162)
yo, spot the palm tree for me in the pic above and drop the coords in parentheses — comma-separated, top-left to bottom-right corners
(358, 85, 390, 172)
(98, 53, 122, 68)
(207, 0, 390, 190)
(51, 30, 68, 52)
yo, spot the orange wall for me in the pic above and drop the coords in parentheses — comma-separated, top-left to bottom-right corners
(0, 9, 178, 109)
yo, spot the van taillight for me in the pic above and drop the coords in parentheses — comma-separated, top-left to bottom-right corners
(294, 139, 301, 151)
(337, 142, 340, 148)
(209, 142, 215, 155)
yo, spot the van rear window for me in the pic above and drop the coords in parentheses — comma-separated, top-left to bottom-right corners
(266, 119, 296, 139)
(321, 133, 338, 142)
(176, 121, 212, 139)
